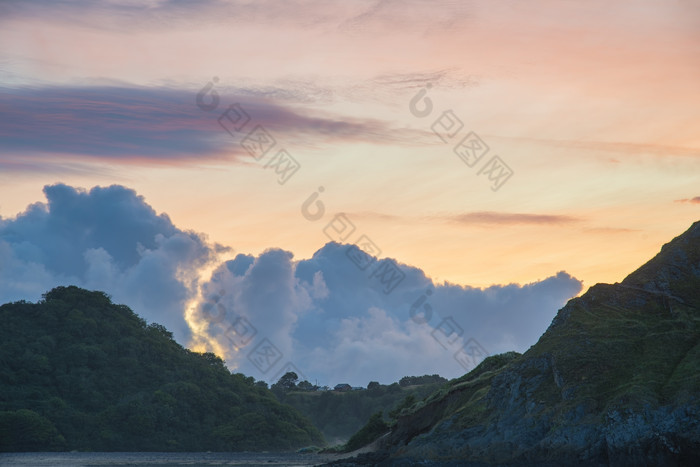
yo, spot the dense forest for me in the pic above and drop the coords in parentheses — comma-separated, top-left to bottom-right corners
(0, 286, 323, 452)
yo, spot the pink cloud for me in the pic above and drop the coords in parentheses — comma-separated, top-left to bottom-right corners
(675, 197, 700, 204)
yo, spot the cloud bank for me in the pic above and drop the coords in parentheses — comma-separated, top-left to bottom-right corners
(1, 184, 583, 385)
(192, 243, 583, 386)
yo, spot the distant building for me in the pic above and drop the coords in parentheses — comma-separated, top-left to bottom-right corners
(351, 386, 364, 391)
(334, 383, 352, 392)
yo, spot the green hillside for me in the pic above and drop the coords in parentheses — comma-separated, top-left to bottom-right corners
(339, 221, 700, 466)
(272, 375, 446, 444)
(0, 286, 323, 452)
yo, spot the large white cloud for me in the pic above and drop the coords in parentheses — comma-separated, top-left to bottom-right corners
(192, 242, 583, 386)
(0, 183, 222, 342)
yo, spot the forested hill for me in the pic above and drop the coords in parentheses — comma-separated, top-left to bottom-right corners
(0, 286, 324, 452)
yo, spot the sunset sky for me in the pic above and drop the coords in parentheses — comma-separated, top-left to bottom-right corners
(1, 0, 699, 385)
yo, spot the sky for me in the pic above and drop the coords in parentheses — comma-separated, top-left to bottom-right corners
(0, 0, 699, 386)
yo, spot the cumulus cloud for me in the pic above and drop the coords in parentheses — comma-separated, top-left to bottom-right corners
(0, 183, 222, 341)
(1, 184, 583, 385)
(192, 242, 583, 386)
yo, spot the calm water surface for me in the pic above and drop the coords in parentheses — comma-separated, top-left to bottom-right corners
(0, 452, 338, 467)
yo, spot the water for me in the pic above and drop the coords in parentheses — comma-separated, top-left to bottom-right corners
(0, 452, 338, 467)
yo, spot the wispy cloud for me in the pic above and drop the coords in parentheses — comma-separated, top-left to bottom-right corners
(495, 136, 700, 159)
(0, 0, 475, 33)
(347, 211, 582, 227)
(675, 197, 700, 204)
(450, 212, 580, 226)
(346, 211, 405, 223)
(0, 85, 421, 172)
(583, 227, 638, 234)
(338, 0, 472, 34)
(370, 69, 480, 91)
(0, 86, 223, 161)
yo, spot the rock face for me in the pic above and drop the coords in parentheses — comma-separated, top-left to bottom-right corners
(378, 221, 700, 466)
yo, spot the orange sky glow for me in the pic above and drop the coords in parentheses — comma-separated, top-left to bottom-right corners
(1, 0, 698, 289)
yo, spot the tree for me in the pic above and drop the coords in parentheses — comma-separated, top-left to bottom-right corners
(297, 380, 314, 391)
(147, 323, 174, 340)
(270, 371, 299, 399)
(277, 371, 299, 390)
